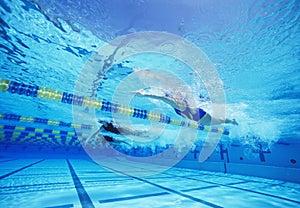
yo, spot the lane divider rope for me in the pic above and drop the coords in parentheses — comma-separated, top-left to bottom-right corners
(0, 131, 81, 147)
(0, 113, 93, 130)
(0, 124, 88, 137)
(0, 124, 87, 146)
(0, 78, 230, 135)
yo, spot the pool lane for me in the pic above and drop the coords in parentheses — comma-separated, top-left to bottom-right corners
(111, 159, 300, 204)
(0, 158, 300, 208)
(0, 159, 81, 208)
(97, 164, 223, 208)
(70, 159, 213, 208)
(86, 158, 300, 208)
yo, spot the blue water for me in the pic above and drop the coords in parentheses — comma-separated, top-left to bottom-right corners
(0, 0, 300, 207)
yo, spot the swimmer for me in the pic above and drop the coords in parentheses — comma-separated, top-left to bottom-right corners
(99, 120, 148, 136)
(86, 120, 148, 146)
(129, 68, 238, 125)
(133, 87, 238, 126)
(130, 68, 237, 126)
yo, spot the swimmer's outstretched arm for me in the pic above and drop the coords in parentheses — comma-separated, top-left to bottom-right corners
(133, 88, 183, 110)
(117, 126, 149, 136)
(201, 114, 238, 126)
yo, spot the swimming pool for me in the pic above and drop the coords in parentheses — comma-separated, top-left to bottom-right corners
(0, 0, 299, 207)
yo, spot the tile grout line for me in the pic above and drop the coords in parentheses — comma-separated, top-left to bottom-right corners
(99, 192, 170, 204)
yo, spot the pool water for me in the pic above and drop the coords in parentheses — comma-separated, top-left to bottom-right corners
(0, 0, 299, 207)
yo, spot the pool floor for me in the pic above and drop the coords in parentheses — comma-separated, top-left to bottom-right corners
(0, 158, 299, 208)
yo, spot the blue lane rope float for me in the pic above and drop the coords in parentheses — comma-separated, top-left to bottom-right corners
(0, 113, 93, 130)
(0, 78, 230, 135)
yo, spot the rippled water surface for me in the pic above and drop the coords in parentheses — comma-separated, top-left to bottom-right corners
(0, 0, 299, 146)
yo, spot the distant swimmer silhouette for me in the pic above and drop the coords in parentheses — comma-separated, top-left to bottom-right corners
(131, 68, 238, 126)
(86, 120, 148, 146)
(98, 120, 148, 136)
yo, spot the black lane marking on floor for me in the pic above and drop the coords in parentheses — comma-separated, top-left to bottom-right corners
(98, 163, 223, 208)
(87, 159, 300, 205)
(164, 172, 300, 205)
(171, 167, 272, 185)
(105, 161, 251, 185)
(98, 185, 225, 204)
(181, 185, 219, 192)
(99, 192, 169, 204)
(97, 184, 225, 204)
(226, 185, 300, 205)
(84, 176, 129, 180)
(0, 159, 44, 180)
(66, 160, 95, 208)
(45, 204, 73, 208)
(225, 181, 250, 186)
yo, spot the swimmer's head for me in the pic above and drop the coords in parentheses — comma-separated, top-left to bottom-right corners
(126, 68, 141, 75)
(132, 68, 141, 72)
(98, 119, 111, 126)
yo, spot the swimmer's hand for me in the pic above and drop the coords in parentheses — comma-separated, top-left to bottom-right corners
(225, 118, 238, 125)
(132, 89, 147, 96)
(231, 119, 238, 125)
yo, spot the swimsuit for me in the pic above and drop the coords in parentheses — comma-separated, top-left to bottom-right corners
(165, 92, 207, 122)
(102, 123, 121, 134)
(174, 107, 206, 122)
(103, 135, 114, 142)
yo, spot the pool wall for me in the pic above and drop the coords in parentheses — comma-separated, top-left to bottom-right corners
(123, 142, 300, 184)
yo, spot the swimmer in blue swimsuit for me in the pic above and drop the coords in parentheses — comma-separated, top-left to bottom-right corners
(133, 87, 238, 126)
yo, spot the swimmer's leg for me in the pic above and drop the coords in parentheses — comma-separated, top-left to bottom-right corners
(199, 114, 238, 126)
(104, 135, 131, 146)
(118, 126, 149, 137)
(85, 128, 101, 145)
